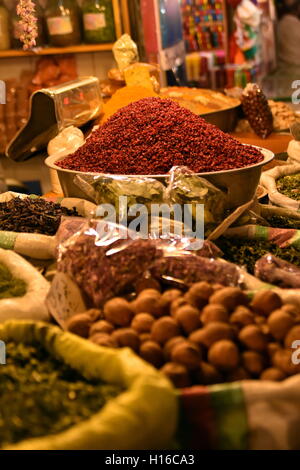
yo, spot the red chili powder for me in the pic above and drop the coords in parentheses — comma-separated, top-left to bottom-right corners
(57, 97, 264, 174)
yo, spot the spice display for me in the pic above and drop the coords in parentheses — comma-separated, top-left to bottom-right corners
(67, 283, 300, 387)
(0, 262, 26, 299)
(241, 83, 273, 138)
(12, 0, 45, 49)
(45, 0, 81, 47)
(0, 341, 122, 447)
(82, 0, 116, 44)
(217, 237, 300, 274)
(58, 97, 263, 175)
(277, 174, 300, 201)
(100, 86, 158, 123)
(0, 197, 79, 235)
(255, 255, 300, 289)
(264, 214, 300, 230)
(0, 0, 10, 50)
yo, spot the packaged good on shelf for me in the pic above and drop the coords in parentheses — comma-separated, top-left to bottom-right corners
(45, 0, 81, 47)
(11, 0, 46, 49)
(82, 0, 116, 44)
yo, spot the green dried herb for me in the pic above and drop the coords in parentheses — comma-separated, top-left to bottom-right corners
(0, 263, 26, 299)
(277, 174, 300, 200)
(0, 342, 122, 447)
(265, 214, 300, 230)
(217, 237, 300, 274)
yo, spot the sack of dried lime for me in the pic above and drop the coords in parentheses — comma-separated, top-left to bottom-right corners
(0, 321, 177, 450)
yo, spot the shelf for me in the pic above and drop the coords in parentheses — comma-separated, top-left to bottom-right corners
(0, 43, 114, 58)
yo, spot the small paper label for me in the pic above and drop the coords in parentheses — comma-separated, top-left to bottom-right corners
(47, 16, 73, 36)
(83, 13, 106, 31)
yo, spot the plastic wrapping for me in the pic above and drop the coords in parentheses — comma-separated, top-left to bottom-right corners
(47, 219, 244, 326)
(255, 254, 300, 289)
(47, 126, 84, 158)
(112, 34, 139, 72)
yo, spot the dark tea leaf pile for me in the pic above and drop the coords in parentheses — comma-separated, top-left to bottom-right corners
(0, 198, 79, 235)
(0, 342, 122, 447)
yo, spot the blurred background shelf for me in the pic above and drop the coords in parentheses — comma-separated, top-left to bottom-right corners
(0, 44, 115, 58)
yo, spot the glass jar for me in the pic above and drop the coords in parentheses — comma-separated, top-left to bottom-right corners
(11, 1, 46, 49)
(45, 0, 81, 47)
(82, 0, 116, 44)
(0, 0, 10, 50)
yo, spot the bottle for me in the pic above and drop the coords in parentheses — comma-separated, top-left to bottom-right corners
(82, 0, 116, 44)
(45, 0, 81, 47)
(0, 1, 10, 50)
(11, 1, 46, 49)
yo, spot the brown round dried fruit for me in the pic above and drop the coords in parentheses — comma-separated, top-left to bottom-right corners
(139, 333, 151, 343)
(260, 367, 286, 381)
(284, 325, 300, 349)
(151, 317, 180, 344)
(238, 325, 268, 351)
(66, 314, 92, 338)
(209, 287, 249, 312)
(163, 336, 187, 361)
(170, 297, 188, 317)
(267, 309, 294, 340)
(198, 362, 223, 385)
(201, 304, 229, 324)
(250, 290, 282, 316)
(139, 341, 164, 368)
(272, 349, 300, 376)
(131, 313, 155, 333)
(189, 322, 233, 349)
(171, 342, 201, 370)
(174, 305, 201, 334)
(89, 320, 114, 337)
(134, 293, 164, 317)
(282, 304, 300, 319)
(267, 342, 281, 358)
(160, 362, 190, 388)
(230, 306, 254, 327)
(185, 282, 214, 308)
(208, 340, 239, 371)
(103, 298, 134, 326)
(112, 328, 140, 352)
(159, 289, 182, 314)
(90, 333, 117, 348)
(85, 309, 103, 322)
(242, 351, 265, 376)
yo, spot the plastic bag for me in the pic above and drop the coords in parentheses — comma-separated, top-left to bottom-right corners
(112, 34, 139, 72)
(260, 163, 300, 210)
(47, 126, 84, 158)
(0, 321, 177, 450)
(255, 254, 300, 289)
(48, 219, 245, 326)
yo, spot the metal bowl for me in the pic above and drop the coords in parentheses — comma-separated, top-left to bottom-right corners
(200, 104, 241, 132)
(45, 146, 274, 208)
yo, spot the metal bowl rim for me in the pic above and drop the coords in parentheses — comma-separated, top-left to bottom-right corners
(45, 145, 274, 179)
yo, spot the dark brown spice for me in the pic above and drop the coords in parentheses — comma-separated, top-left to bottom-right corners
(57, 98, 264, 175)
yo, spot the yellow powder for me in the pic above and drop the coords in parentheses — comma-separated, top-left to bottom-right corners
(100, 85, 158, 123)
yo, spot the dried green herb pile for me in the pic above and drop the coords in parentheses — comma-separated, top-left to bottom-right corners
(0, 198, 79, 235)
(277, 174, 300, 200)
(0, 263, 26, 299)
(264, 214, 300, 230)
(217, 237, 300, 274)
(0, 342, 122, 447)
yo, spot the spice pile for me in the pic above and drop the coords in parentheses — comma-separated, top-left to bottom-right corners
(277, 174, 300, 201)
(57, 97, 263, 175)
(66, 284, 300, 387)
(0, 198, 79, 236)
(217, 237, 300, 275)
(0, 342, 122, 447)
(0, 262, 26, 299)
